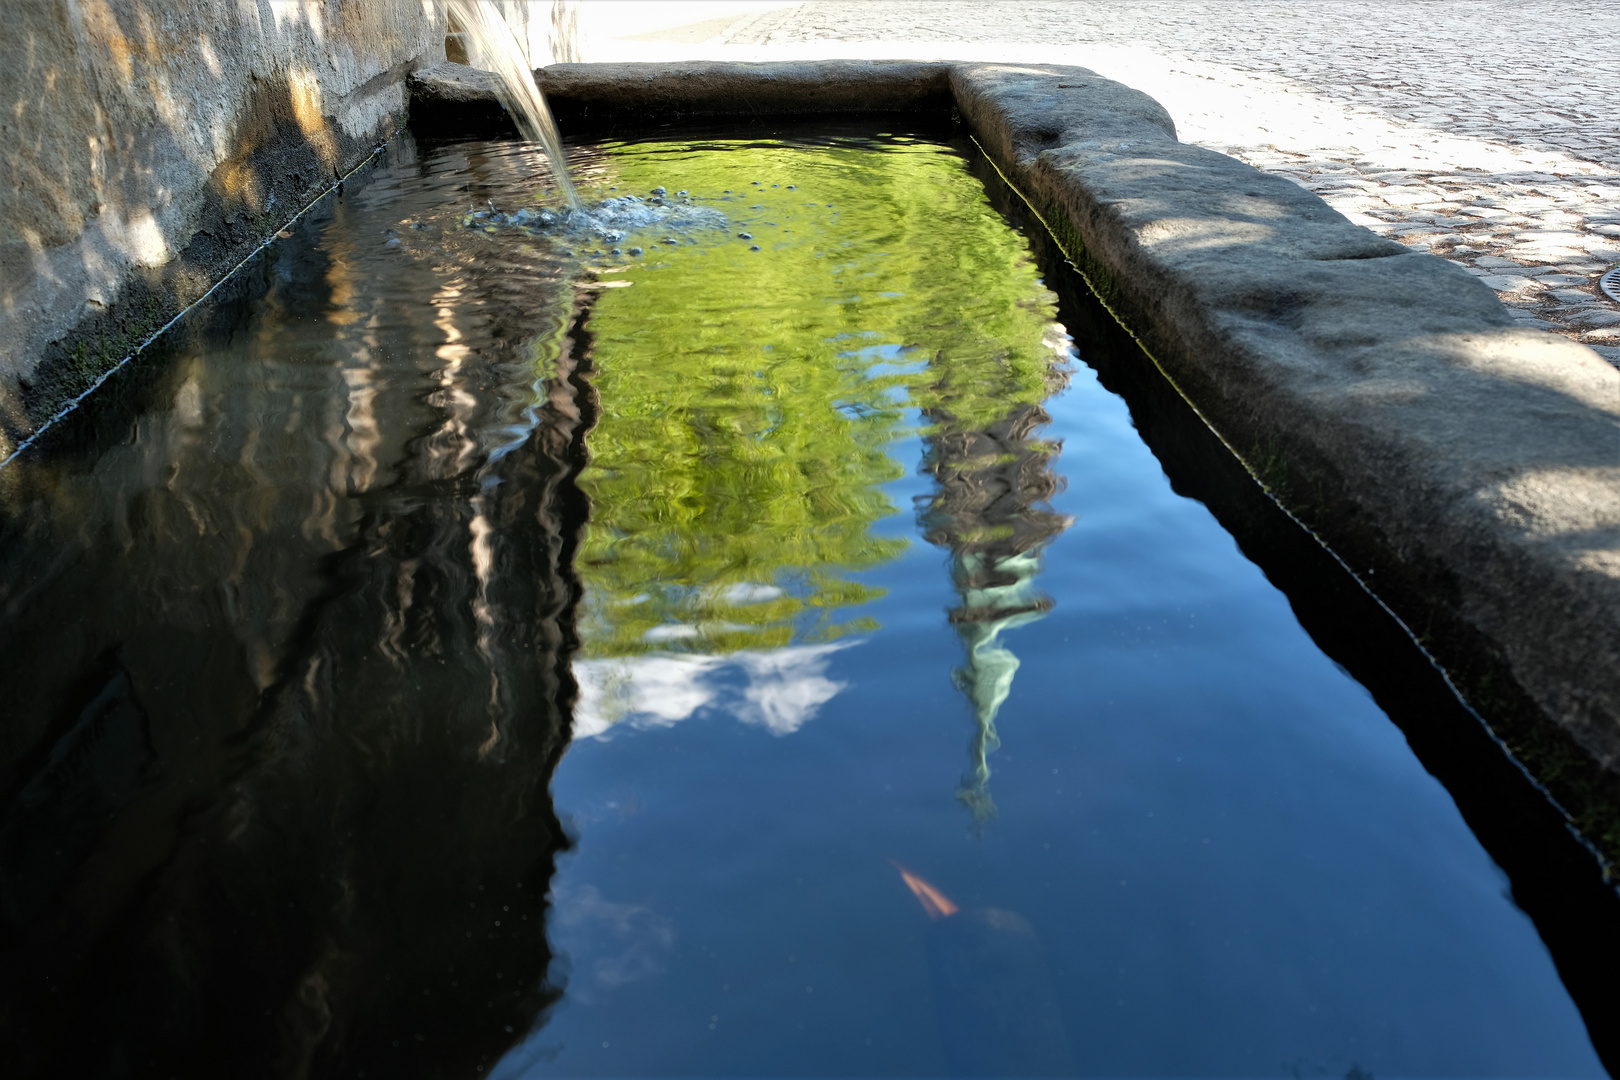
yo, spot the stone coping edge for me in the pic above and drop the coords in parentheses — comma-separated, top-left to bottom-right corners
(410, 62, 1620, 779)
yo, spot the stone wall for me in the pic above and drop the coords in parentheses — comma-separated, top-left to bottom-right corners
(0, 0, 456, 452)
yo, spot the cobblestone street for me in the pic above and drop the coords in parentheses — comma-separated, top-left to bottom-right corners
(608, 1, 1620, 364)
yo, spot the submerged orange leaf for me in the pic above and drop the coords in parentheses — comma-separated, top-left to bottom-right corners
(890, 859, 959, 920)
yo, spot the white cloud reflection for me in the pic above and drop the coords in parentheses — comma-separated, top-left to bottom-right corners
(549, 882, 674, 1002)
(572, 642, 854, 739)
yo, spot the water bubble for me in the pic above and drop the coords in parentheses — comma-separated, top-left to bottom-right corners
(628, 247, 643, 256)
(750, 245, 761, 251)
(723, 189, 731, 194)
(676, 189, 689, 196)
(610, 248, 621, 255)
(751, 205, 762, 209)
(651, 187, 666, 196)
(772, 184, 779, 187)
(787, 185, 796, 189)
(737, 233, 753, 240)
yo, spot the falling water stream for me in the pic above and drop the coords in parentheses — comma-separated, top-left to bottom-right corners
(444, 0, 580, 207)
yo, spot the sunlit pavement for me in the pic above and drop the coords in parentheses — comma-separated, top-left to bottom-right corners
(575, 0, 1620, 366)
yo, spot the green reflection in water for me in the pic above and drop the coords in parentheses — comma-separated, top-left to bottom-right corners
(571, 133, 1073, 802)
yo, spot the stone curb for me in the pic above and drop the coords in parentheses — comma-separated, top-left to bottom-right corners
(410, 60, 1620, 769)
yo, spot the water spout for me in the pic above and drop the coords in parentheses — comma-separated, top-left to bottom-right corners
(444, 0, 579, 208)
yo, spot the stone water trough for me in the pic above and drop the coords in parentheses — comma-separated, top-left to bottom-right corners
(12, 47, 1620, 845)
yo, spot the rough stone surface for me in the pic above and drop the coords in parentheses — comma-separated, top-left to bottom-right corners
(0, 0, 454, 450)
(411, 57, 1620, 768)
(413, 61, 505, 104)
(409, 61, 518, 138)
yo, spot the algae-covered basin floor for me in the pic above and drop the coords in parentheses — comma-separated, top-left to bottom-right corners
(0, 125, 1603, 1077)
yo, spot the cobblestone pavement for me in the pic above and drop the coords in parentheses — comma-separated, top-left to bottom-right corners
(695, 1, 1620, 364)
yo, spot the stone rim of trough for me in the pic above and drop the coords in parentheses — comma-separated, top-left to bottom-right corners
(413, 60, 1620, 789)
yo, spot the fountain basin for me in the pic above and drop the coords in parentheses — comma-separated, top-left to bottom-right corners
(413, 59, 1620, 836)
(1, 71, 1617, 1074)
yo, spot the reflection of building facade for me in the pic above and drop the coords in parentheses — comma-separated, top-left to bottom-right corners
(0, 142, 586, 1078)
(919, 391, 1073, 822)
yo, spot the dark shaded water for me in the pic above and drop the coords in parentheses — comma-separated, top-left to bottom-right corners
(0, 126, 1611, 1078)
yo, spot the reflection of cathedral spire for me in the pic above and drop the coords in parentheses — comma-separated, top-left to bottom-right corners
(950, 549, 1050, 822)
(920, 399, 1072, 824)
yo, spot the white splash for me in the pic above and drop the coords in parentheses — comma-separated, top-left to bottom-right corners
(464, 191, 729, 247)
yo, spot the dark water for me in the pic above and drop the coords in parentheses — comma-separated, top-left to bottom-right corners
(0, 127, 1610, 1079)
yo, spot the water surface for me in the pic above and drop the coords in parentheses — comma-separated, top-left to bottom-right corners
(0, 127, 1606, 1079)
